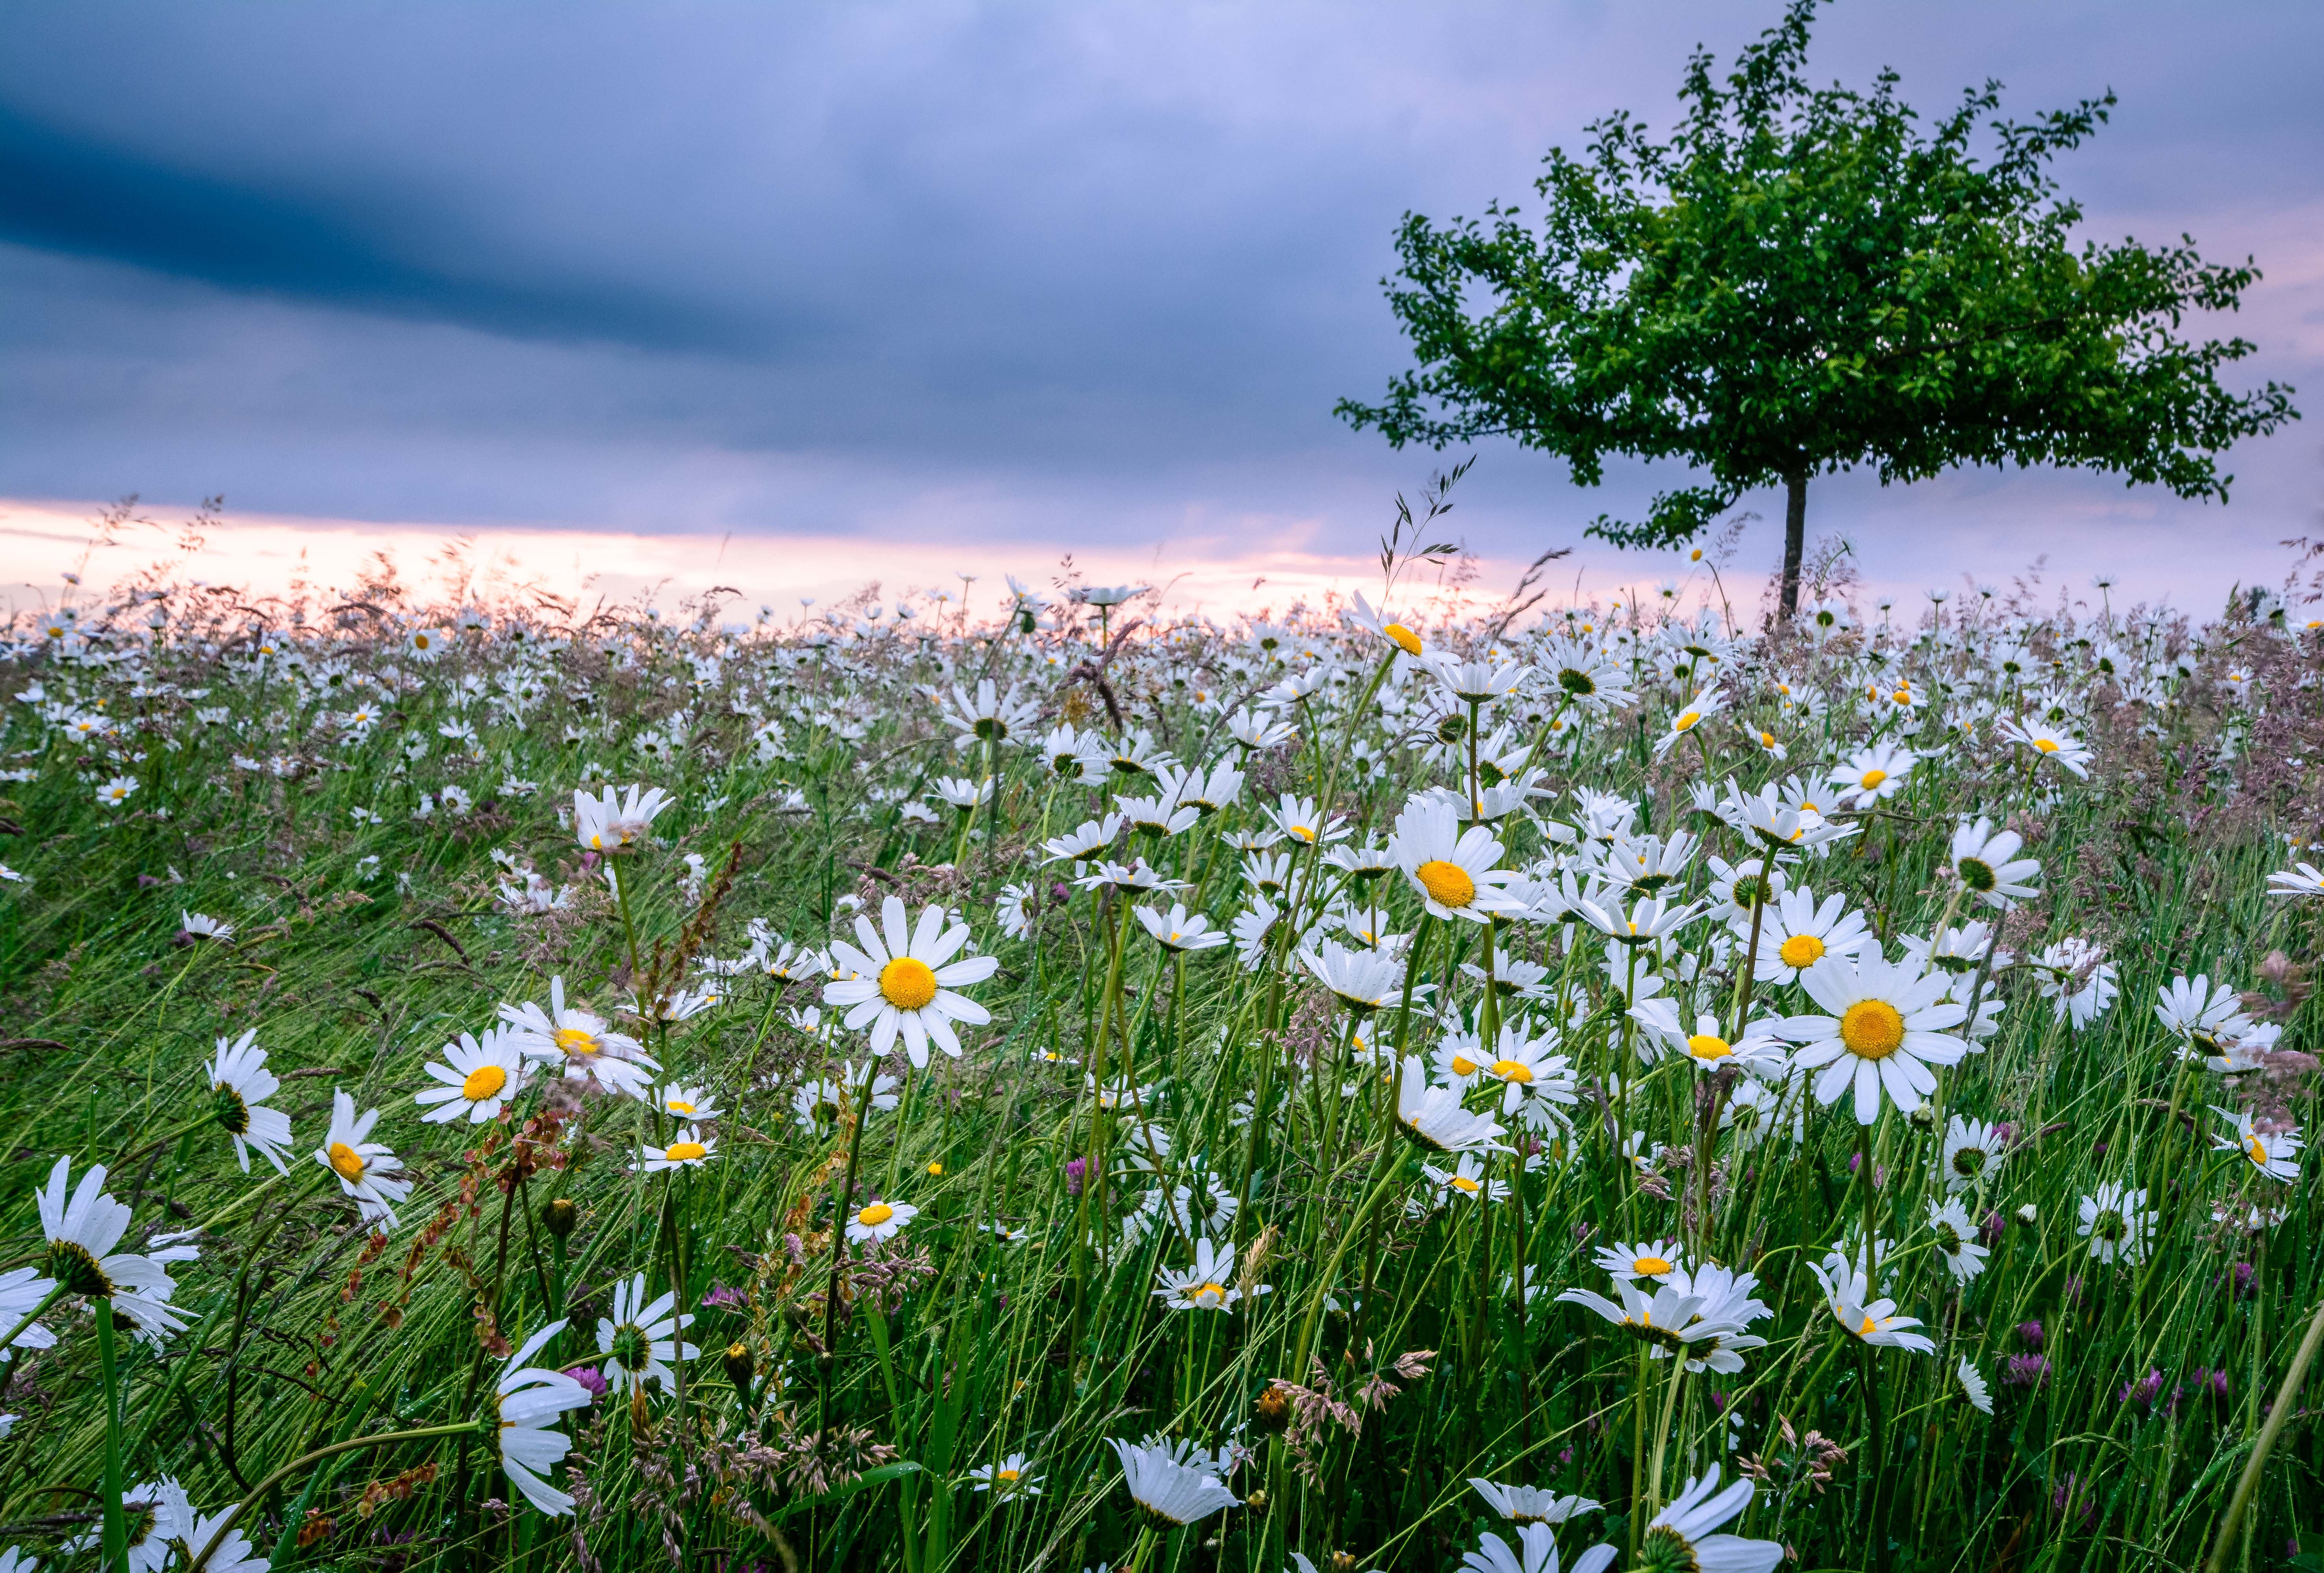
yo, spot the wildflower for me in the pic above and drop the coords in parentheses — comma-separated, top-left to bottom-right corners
(1927, 1198, 1990, 1283)
(1420, 1155, 1509, 1206)
(0, 1265, 58, 1362)
(1958, 1357, 1993, 1414)
(1467, 1479, 1603, 1525)
(1642, 1470, 1783, 1573)
(571, 782, 673, 850)
(655, 1083, 722, 1121)
(596, 1273, 697, 1396)
(315, 1089, 412, 1229)
(2266, 862, 2324, 898)
(1749, 889, 1873, 983)
(2033, 938, 2118, 1027)
(1387, 797, 1510, 923)
(178, 910, 233, 943)
(1828, 742, 1915, 809)
(846, 1200, 918, 1244)
(36, 1158, 196, 1346)
(2210, 1109, 2302, 1183)
(1940, 1116, 2006, 1192)
(1652, 686, 1727, 758)
(1948, 818, 2043, 908)
(2077, 1182, 2154, 1265)
(1591, 1240, 1684, 1282)
(2155, 975, 2248, 1052)
(62, 1477, 187, 1572)
(1627, 1002, 1789, 1076)
(1809, 1253, 1934, 1354)
(938, 679, 1037, 749)
(413, 1028, 530, 1124)
(637, 1125, 717, 1173)
(1554, 1276, 1731, 1355)
(1268, 792, 1349, 847)
(1779, 951, 1970, 1124)
(1134, 902, 1229, 953)
(206, 1030, 293, 1174)
(1106, 1437, 1238, 1527)
(964, 1453, 1044, 1496)
(1458, 1521, 1617, 1573)
(1997, 719, 2092, 777)
(1422, 650, 1530, 705)
(1154, 1237, 1265, 1311)
(824, 897, 999, 1068)
(1043, 813, 1123, 862)
(1534, 635, 1634, 715)
(496, 1319, 593, 1515)
(97, 775, 139, 807)
(1346, 590, 1426, 657)
(1299, 939, 1405, 1014)
(1396, 1055, 1512, 1155)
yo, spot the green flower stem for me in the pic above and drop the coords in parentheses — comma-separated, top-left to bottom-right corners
(94, 1299, 127, 1573)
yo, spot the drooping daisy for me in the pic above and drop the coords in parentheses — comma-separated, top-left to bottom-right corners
(596, 1273, 697, 1396)
(2210, 1109, 2302, 1183)
(571, 782, 673, 851)
(1940, 1116, 2006, 1193)
(1780, 952, 1970, 1125)
(36, 1159, 196, 1347)
(1554, 1277, 1735, 1356)
(1133, 903, 1229, 953)
(1644, 1470, 1782, 1573)
(1153, 1236, 1262, 1311)
(205, 1030, 293, 1174)
(1107, 1436, 1238, 1527)
(823, 896, 1000, 1068)
(1957, 1357, 1994, 1415)
(1395, 1056, 1512, 1155)
(1809, 1252, 1934, 1353)
(1346, 590, 1426, 657)
(61, 1477, 186, 1573)
(2077, 1181, 2154, 1265)
(499, 977, 659, 1099)
(964, 1453, 1044, 1497)
(1749, 889, 1873, 984)
(1467, 1479, 1603, 1526)
(495, 1318, 593, 1515)
(846, 1199, 918, 1244)
(1926, 1197, 1991, 1283)
(0, 1265, 59, 1362)
(178, 910, 234, 943)
(1299, 939, 1406, 1014)
(637, 1125, 717, 1174)
(1828, 742, 1915, 809)
(1459, 1521, 1618, 1573)
(1948, 818, 2043, 908)
(414, 1028, 531, 1124)
(315, 1089, 412, 1229)
(1387, 796, 1510, 923)
(1592, 1240, 1684, 1282)
(1663, 1263, 1774, 1374)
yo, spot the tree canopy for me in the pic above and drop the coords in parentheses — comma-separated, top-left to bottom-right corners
(1336, 0, 2299, 613)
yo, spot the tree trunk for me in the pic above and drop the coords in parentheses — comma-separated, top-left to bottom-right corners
(1778, 468, 1808, 618)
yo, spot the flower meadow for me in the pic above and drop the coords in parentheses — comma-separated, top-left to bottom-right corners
(0, 547, 2319, 1573)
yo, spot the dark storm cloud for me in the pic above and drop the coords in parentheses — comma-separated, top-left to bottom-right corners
(0, 0, 2317, 578)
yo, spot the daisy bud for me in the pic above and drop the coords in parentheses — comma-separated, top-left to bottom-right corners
(541, 1198, 579, 1238)
(2016, 1203, 2038, 1227)
(1251, 1384, 1291, 1434)
(1908, 1104, 1937, 1131)
(723, 1340, 755, 1393)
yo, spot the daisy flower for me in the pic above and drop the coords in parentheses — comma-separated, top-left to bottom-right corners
(495, 1319, 593, 1515)
(1779, 951, 1970, 1125)
(1828, 742, 1915, 809)
(2077, 1181, 2154, 1265)
(1748, 889, 1873, 984)
(97, 775, 138, 808)
(1996, 718, 2092, 777)
(1299, 939, 1405, 1014)
(571, 782, 673, 851)
(1133, 903, 1229, 953)
(1809, 1252, 1934, 1353)
(180, 1484, 269, 1573)
(36, 1158, 196, 1347)
(2266, 862, 2324, 899)
(1153, 1236, 1262, 1311)
(596, 1273, 697, 1396)
(1459, 1522, 1617, 1573)
(2210, 1109, 2302, 1183)
(1396, 1056, 1513, 1155)
(1267, 792, 1348, 847)
(1387, 797, 1510, 923)
(1465, 1021, 1581, 1118)
(0, 1265, 59, 1362)
(315, 1089, 412, 1229)
(1957, 1356, 1994, 1415)
(846, 1199, 918, 1244)
(1645, 1470, 1782, 1573)
(178, 910, 234, 943)
(823, 897, 1000, 1068)
(1940, 1116, 2006, 1192)
(1651, 686, 1726, 758)
(1346, 590, 1426, 656)
(655, 1083, 723, 1121)
(1948, 818, 2043, 908)
(637, 1125, 717, 1174)
(964, 1453, 1044, 1496)
(1421, 1154, 1508, 1206)
(413, 1028, 530, 1124)
(1592, 1239, 1684, 1282)
(205, 1030, 293, 1174)
(1627, 1002, 1789, 1076)
(2154, 975, 2248, 1050)
(62, 1477, 186, 1573)
(1107, 1437, 1238, 1527)
(499, 977, 659, 1099)
(1926, 1198, 1990, 1283)
(1554, 1277, 1735, 1356)
(1467, 1479, 1603, 1525)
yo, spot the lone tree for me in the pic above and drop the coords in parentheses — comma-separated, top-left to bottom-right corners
(1336, 0, 2298, 615)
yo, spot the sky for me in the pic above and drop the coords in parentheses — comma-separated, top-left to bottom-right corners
(2, 0, 2320, 621)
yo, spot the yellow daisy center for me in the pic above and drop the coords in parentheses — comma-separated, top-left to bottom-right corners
(1673, 711, 1701, 732)
(460, 1065, 508, 1101)
(666, 1098, 696, 1114)
(1192, 1282, 1229, 1304)
(1859, 768, 1887, 790)
(1859, 1315, 1879, 1336)
(554, 1026, 598, 1057)
(665, 1140, 707, 1162)
(1491, 1058, 1534, 1084)
(879, 957, 939, 1011)
(1289, 823, 1314, 841)
(2034, 738, 2059, 753)
(1779, 933, 1827, 969)
(1383, 623, 1422, 656)
(1634, 1255, 1672, 1276)
(1892, 689, 1910, 704)
(327, 1141, 367, 1181)
(1760, 731, 1776, 748)
(858, 1203, 896, 1227)
(1450, 1175, 1481, 1193)
(996, 1468, 1021, 1483)
(1687, 1034, 1732, 1061)
(1415, 859, 1476, 909)
(2247, 1135, 2267, 1163)
(1449, 1054, 1479, 1077)
(1840, 1000, 1907, 1059)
